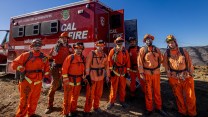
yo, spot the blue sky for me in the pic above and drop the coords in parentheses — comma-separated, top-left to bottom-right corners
(0, 0, 208, 48)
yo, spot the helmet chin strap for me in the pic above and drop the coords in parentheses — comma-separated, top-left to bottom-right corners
(146, 42, 152, 46)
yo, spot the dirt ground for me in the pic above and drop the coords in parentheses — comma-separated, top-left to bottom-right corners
(0, 66, 208, 117)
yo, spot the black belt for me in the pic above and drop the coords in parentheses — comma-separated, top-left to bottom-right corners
(90, 67, 105, 76)
(25, 70, 43, 73)
(143, 65, 160, 74)
(54, 64, 62, 68)
(68, 74, 83, 86)
(170, 69, 187, 74)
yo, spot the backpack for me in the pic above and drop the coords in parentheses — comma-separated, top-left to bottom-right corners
(112, 47, 127, 63)
(142, 45, 161, 71)
(166, 47, 188, 72)
(70, 54, 85, 65)
(91, 50, 107, 65)
(24, 51, 46, 66)
(128, 46, 140, 53)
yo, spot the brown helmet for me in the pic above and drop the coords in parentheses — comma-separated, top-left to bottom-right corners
(114, 37, 124, 44)
(73, 42, 84, 50)
(166, 35, 176, 43)
(143, 34, 154, 42)
(31, 39, 43, 47)
(95, 40, 105, 47)
(60, 32, 69, 38)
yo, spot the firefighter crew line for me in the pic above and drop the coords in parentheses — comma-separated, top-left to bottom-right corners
(12, 32, 198, 117)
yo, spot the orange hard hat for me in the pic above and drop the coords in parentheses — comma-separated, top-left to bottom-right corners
(95, 40, 105, 47)
(73, 42, 84, 50)
(166, 35, 176, 43)
(60, 32, 69, 38)
(143, 34, 154, 42)
(114, 37, 124, 44)
(31, 39, 43, 47)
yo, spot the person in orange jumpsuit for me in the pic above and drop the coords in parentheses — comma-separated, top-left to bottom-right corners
(137, 34, 167, 116)
(128, 37, 144, 98)
(83, 40, 110, 116)
(163, 35, 197, 117)
(62, 42, 85, 117)
(12, 39, 50, 117)
(107, 37, 130, 110)
(45, 32, 73, 114)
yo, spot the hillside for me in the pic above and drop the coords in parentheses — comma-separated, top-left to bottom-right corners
(160, 45, 208, 66)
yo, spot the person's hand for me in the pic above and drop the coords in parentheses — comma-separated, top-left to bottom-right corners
(52, 51, 58, 56)
(140, 73, 145, 81)
(17, 66, 25, 72)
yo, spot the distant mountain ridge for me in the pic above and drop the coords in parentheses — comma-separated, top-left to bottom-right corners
(160, 45, 208, 66)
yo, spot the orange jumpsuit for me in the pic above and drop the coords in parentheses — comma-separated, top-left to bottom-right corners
(84, 50, 109, 112)
(108, 47, 130, 104)
(128, 46, 144, 96)
(137, 46, 163, 111)
(12, 51, 50, 117)
(62, 53, 85, 115)
(163, 48, 197, 116)
(47, 45, 73, 108)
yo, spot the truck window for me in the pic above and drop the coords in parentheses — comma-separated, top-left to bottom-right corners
(12, 26, 24, 38)
(110, 14, 121, 29)
(41, 20, 59, 35)
(25, 23, 40, 36)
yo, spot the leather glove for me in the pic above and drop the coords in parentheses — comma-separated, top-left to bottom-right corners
(110, 71, 115, 77)
(86, 75, 92, 86)
(125, 73, 130, 79)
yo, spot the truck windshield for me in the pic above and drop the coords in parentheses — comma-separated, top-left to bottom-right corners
(0, 30, 9, 45)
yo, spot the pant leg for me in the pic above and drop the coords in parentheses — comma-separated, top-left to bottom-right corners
(169, 77, 186, 115)
(152, 74, 162, 110)
(28, 83, 42, 116)
(63, 85, 73, 115)
(144, 74, 153, 111)
(16, 80, 32, 117)
(184, 77, 197, 116)
(84, 82, 96, 112)
(130, 72, 136, 96)
(93, 80, 104, 109)
(109, 76, 119, 104)
(138, 73, 145, 93)
(47, 67, 61, 107)
(119, 76, 127, 102)
(70, 85, 82, 112)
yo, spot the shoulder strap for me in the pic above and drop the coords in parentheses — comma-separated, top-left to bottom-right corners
(70, 55, 75, 64)
(39, 52, 45, 58)
(179, 47, 188, 70)
(91, 51, 95, 65)
(23, 51, 33, 66)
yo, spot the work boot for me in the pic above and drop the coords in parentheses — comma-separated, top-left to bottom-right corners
(106, 103, 114, 110)
(144, 110, 153, 116)
(176, 112, 187, 117)
(93, 108, 102, 113)
(83, 112, 90, 117)
(120, 102, 129, 108)
(44, 107, 53, 114)
(155, 109, 168, 117)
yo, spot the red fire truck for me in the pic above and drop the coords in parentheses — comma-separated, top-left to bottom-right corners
(0, 0, 137, 74)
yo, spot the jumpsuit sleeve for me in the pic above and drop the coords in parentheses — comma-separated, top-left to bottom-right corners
(162, 52, 169, 72)
(137, 47, 145, 74)
(108, 49, 114, 71)
(104, 54, 110, 77)
(85, 52, 93, 75)
(157, 48, 164, 64)
(125, 50, 131, 71)
(43, 57, 50, 78)
(62, 55, 71, 78)
(184, 49, 194, 74)
(12, 53, 26, 71)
